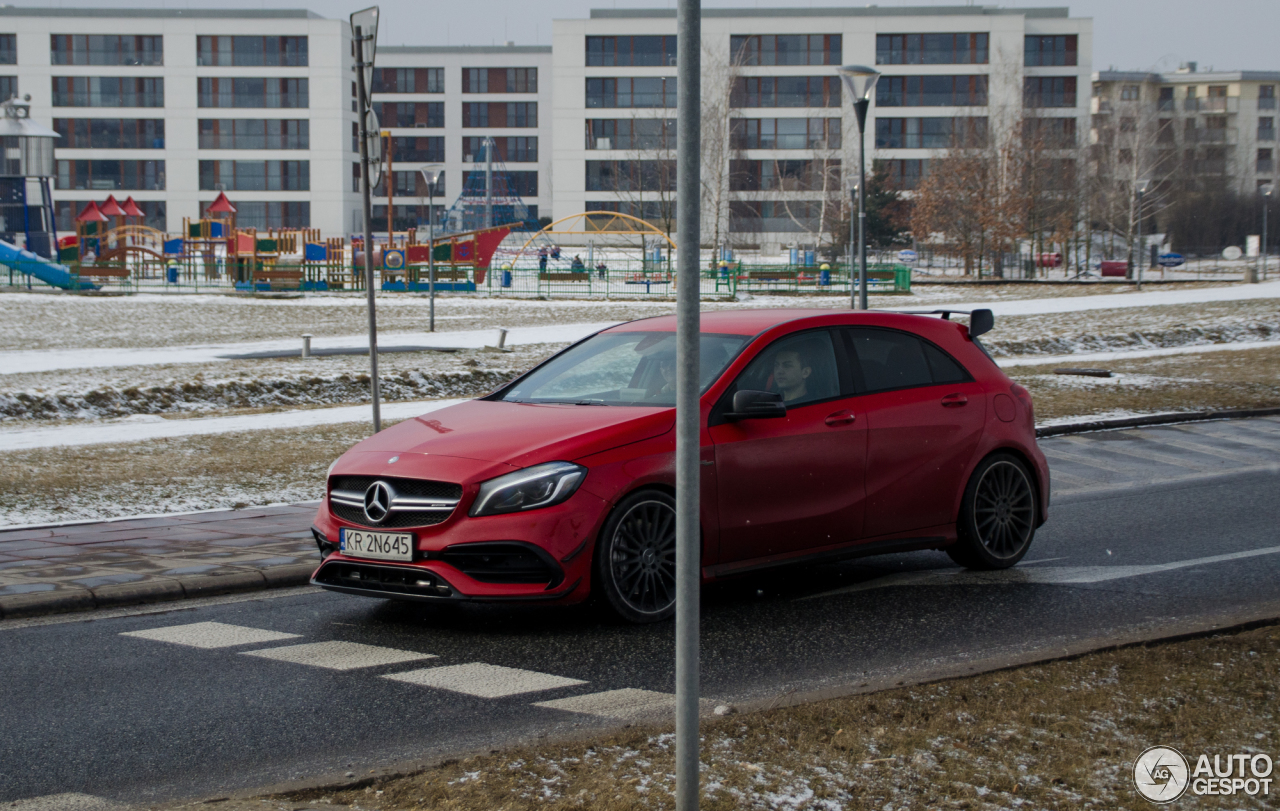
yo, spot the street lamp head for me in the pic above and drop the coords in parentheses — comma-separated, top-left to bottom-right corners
(836, 65, 881, 102)
(419, 164, 443, 187)
(1263, 183, 1276, 198)
(1136, 178, 1152, 194)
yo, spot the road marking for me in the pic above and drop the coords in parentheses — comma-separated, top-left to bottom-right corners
(802, 545, 1280, 600)
(1061, 435, 1223, 472)
(1144, 431, 1276, 465)
(534, 688, 679, 719)
(120, 621, 302, 649)
(384, 663, 586, 698)
(1040, 446, 1152, 475)
(6, 794, 127, 811)
(241, 640, 435, 670)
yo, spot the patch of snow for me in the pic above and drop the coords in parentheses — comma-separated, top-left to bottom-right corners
(996, 338, 1280, 368)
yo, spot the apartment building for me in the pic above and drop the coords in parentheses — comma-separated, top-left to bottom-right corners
(368, 45, 552, 235)
(552, 6, 1091, 247)
(2, 7, 357, 235)
(1092, 65, 1280, 193)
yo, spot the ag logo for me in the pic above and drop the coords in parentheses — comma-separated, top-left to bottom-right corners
(1134, 746, 1190, 803)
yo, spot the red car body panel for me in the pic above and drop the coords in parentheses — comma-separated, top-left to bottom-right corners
(311, 309, 1050, 605)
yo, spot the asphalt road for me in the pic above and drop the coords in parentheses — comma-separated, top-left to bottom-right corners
(3, 420, 1280, 806)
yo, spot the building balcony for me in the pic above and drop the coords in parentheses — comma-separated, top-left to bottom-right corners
(1259, 97, 1277, 110)
(1258, 160, 1275, 174)
(1091, 98, 1112, 114)
(1196, 159, 1229, 175)
(1183, 97, 1239, 113)
(1259, 128, 1277, 142)
(1189, 127, 1238, 144)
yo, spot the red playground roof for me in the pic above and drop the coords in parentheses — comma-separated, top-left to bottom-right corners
(120, 197, 146, 218)
(206, 192, 237, 214)
(99, 195, 127, 217)
(75, 201, 109, 223)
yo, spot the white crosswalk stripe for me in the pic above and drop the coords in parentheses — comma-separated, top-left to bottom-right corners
(240, 640, 435, 670)
(7, 794, 127, 811)
(384, 662, 586, 698)
(120, 621, 301, 649)
(534, 688, 681, 720)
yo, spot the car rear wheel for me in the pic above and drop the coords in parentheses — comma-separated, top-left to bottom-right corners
(595, 490, 677, 623)
(947, 453, 1037, 570)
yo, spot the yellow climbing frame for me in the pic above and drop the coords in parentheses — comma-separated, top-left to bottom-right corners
(511, 211, 676, 265)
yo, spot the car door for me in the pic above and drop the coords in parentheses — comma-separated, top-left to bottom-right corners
(709, 328, 868, 565)
(845, 327, 987, 539)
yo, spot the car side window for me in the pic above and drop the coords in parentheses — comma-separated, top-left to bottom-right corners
(729, 330, 841, 408)
(848, 328, 969, 393)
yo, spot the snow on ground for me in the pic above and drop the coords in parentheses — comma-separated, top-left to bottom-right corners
(997, 338, 1280, 367)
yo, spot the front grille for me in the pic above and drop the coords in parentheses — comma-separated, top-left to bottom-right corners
(441, 542, 562, 586)
(329, 475, 463, 529)
(315, 560, 453, 597)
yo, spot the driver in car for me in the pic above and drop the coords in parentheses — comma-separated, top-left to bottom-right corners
(772, 348, 812, 402)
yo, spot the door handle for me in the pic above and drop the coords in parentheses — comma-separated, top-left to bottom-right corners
(941, 393, 968, 407)
(825, 410, 856, 426)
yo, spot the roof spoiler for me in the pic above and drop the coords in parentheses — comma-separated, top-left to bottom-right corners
(890, 308, 995, 338)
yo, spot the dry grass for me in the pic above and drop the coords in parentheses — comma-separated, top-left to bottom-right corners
(171, 624, 1280, 811)
(1010, 344, 1280, 421)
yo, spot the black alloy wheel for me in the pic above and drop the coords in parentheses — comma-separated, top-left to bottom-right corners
(595, 490, 677, 623)
(948, 453, 1037, 570)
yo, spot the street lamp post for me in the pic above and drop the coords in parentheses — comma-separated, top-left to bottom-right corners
(419, 164, 443, 331)
(1135, 178, 1151, 291)
(1261, 184, 1274, 283)
(847, 181, 858, 297)
(837, 66, 880, 311)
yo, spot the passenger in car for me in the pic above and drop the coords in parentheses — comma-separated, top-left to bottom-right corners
(771, 348, 812, 402)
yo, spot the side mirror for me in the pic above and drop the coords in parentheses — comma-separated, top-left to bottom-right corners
(969, 308, 994, 338)
(726, 389, 786, 421)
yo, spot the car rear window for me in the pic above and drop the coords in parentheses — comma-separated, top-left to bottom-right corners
(848, 327, 970, 393)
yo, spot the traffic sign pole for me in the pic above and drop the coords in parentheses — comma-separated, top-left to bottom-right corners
(351, 6, 381, 433)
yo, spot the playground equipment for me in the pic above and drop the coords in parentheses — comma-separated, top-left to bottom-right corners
(0, 95, 63, 286)
(440, 136, 535, 234)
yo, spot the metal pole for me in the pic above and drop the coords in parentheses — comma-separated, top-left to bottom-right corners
(675, 0, 701, 808)
(386, 131, 393, 246)
(485, 137, 494, 229)
(1263, 195, 1269, 282)
(1136, 189, 1144, 291)
(355, 25, 382, 432)
(848, 185, 856, 308)
(854, 98, 869, 310)
(428, 185, 435, 331)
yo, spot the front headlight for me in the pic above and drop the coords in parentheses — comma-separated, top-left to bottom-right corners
(470, 461, 586, 517)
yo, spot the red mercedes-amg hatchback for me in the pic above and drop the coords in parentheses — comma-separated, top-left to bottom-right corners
(311, 308, 1049, 622)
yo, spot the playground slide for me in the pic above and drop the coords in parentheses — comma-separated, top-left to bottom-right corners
(0, 239, 96, 290)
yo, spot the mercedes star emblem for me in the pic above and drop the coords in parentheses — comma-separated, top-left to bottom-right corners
(363, 481, 393, 524)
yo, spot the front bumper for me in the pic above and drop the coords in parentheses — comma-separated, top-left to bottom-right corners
(310, 485, 610, 605)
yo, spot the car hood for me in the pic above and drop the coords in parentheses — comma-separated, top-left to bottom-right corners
(350, 399, 675, 468)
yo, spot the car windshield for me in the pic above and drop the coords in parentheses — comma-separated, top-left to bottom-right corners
(499, 331, 749, 406)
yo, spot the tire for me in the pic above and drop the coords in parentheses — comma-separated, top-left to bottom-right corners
(947, 453, 1038, 570)
(594, 490, 677, 623)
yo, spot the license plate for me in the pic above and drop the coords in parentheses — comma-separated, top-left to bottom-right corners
(339, 528, 414, 562)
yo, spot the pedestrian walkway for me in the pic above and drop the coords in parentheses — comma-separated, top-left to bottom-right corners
(1, 416, 1278, 620)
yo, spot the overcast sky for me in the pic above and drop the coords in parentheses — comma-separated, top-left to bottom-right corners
(44, 0, 1280, 74)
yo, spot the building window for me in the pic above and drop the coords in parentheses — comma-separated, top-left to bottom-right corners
(585, 200, 669, 224)
(196, 36, 307, 67)
(729, 159, 840, 192)
(54, 118, 165, 149)
(1023, 76, 1077, 108)
(586, 77, 676, 108)
(462, 102, 537, 128)
(0, 77, 14, 100)
(57, 199, 164, 231)
(1157, 118, 1175, 144)
(586, 160, 674, 192)
(1024, 35, 1077, 67)
(465, 169, 537, 196)
(876, 33, 988, 65)
(1020, 117, 1074, 148)
(1204, 85, 1229, 112)
(876, 117, 988, 149)
(204, 200, 309, 228)
(51, 35, 162, 66)
(1158, 86, 1174, 111)
(729, 118, 841, 150)
(877, 75, 988, 107)
(386, 136, 445, 162)
(463, 136, 537, 162)
(730, 76, 840, 108)
(372, 204, 447, 231)
(0, 35, 16, 65)
(586, 36, 677, 67)
(372, 68, 443, 94)
(1258, 148, 1273, 174)
(197, 78, 307, 109)
(56, 159, 164, 190)
(198, 160, 309, 191)
(1259, 117, 1276, 142)
(729, 200, 827, 233)
(730, 35, 841, 66)
(1120, 85, 1140, 101)
(585, 119, 675, 150)
(371, 101, 444, 128)
(52, 77, 163, 107)
(874, 159, 929, 190)
(198, 119, 308, 150)
(462, 68, 537, 93)
(1261, 85, 1277, 110)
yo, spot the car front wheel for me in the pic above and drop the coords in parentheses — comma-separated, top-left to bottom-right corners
(595, 490, 677, 623)
(947, 453, 1037, 570)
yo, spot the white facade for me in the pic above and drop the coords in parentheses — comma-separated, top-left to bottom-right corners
(3, 8, 357, 235)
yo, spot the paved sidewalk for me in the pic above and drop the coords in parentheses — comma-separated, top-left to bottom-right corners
(0, 503, 319, 619)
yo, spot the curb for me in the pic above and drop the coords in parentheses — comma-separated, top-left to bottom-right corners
(0, 563, 316, 621)
(1035, 405, 1280, 438)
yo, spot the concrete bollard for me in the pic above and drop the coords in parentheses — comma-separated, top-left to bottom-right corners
(497, 328, 508, 350)
(302, 334, 312, 359)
